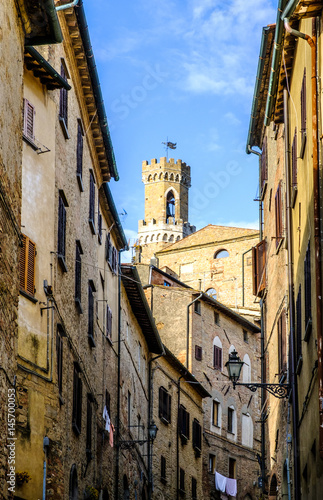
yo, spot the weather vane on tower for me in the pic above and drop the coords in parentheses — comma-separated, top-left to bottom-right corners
(162, 138, 177, 159)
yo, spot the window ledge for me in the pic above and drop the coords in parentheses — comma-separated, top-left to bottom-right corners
(75, 298, 83, 315)
(59, 116, 70, 139)
(76, 173, 84, 192)
(23, 134, 39, 151)
(19, 289, 38, 303)
(58, 254, 68, 273)
(160, 416, 170, 426)
(291, 186, 298, 208)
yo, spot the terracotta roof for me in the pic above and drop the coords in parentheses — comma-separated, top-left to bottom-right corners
(156, 224, 259, 254)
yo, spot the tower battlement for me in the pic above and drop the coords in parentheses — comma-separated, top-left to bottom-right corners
(142, 157, 191, 187)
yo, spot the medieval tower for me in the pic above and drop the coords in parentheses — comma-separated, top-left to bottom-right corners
(137, 157, 196, 263)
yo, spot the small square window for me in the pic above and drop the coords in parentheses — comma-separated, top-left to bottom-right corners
(161, 456, 166, 483)
(214, 312, 220, 325)
(209, 454, 216, 474)
(243, 330, 248, 343)
(195, 345, 202, 361)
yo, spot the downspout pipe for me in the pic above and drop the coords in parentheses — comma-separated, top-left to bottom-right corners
(176, 374, 185, 500)
(284, 11, 323, 459)
(56, 0, 79, 11)
(284, 87, 300, 500)
(186, 293, 203, 369)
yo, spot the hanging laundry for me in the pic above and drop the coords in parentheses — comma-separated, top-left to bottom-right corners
(215, 471, 227, 493)
(103, 405, 111, 432)
(225, 477, 237, 497)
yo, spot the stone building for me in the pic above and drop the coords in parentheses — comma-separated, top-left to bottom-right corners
(15, 1, 126, 499)
(136, 157, 260, 317)
(246, 1, 323, 498)
(151, 345, 210, 500)
(0, 1, 63, 497)
(137, 264, 262, 499)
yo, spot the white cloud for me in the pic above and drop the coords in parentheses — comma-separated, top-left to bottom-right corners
(225, 112, 241, 126)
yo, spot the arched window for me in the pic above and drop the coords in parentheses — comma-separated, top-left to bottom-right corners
(242, 354, 251, 383)
(241, 413, 253, 448)
(69, 464, 78, 500)
(212, 399, 221, 429)
(156, 233, 161, 241)
(176, 235, 181, 241)
(175, 174, 179, 182)
(153, 173, 158, 181)
(213, 337, 222, 370)
(170, 173, 174, 181)
(147, 174, 152, 182)
(269, 474, 278, 497)
(166, 191, 175, 220)
(169, 234, 174, 242)
(214, 249, 229, 259)
(206, 288, 217, 300)
(145, 235, 149, 243)
(229, 345, 236, 355)
(159, 172, 163, 180)
(164, 172, 168, 180)
(163, 233, 167, 241)
(150, 234, 154, 242)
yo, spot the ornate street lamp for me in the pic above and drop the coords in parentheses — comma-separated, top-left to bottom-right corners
(119, 421, 158, 449)
(225, 350, 290, 399)
(148, 421, 158, 442)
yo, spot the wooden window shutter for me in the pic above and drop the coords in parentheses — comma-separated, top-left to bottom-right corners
(158, 387, 163, 418)
(23, 98, 35, 141)
(252, 245, 258, 296)
(252, 240, 267, 296)
(304, 241, 312, 328)
(296, 285, 302, 361)
(275, 182, 283, 247)
(76, 121, 83, 176)
(281, 309, 287, 372)
(88, 284, 94, 338)
(301, 69, 306, 137)
(292, 130, 297, 187)
(77, 376, 82, 432)
(106, 305, 112, 339)
(19, 234, 36, 296)
(58, 195, 66, 258)
(75, 244, 81, 302)
(56, 329, 63, 396)
(60, 64, 68, 127)
(86, 395, 92, 453)
(89, 172, 95, 223)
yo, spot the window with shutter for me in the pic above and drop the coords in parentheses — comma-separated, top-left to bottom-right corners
(275, 182, 283, 248)
(212, 400, 219, 427)
(260, 136, 268, 197)
(161, 456, 166, 483)
(59, 63, 69, 137)
(23, 98, 35, 143)
(86, 394, 93, 459)
(300, 69, 307, 157)
(296, 285, 302, 370)
(88, 281, 96, 347)
(192, 477, 197, 500)
(292, 130, 297, 188)
(98, 197, 102, 244)
(56, 325, 64, 400)
(213, 346, 222, 370)
(192, 419, 202, 454)
(159, 387, 171, 424)
(304, 241, 312, 340)
(179, 405, 189, 442)
(195, 345, 202, 361)
(57, 191, 68, 272)
(76, 120, 84, 190)
(106, 305, 112, 340)
(19, 234, 36, 298)
(72, 363, 82, 435)
(252, 239, 266, 296)
(179, 468, 185, 492)
(228, 407, 234, 433)
(278, 309, 287, 375)
(75, 241, 83, 313)
(89, 171, 96, 234)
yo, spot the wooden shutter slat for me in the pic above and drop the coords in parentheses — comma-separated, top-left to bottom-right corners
(19, 235, 26, 290)
(26, 239, 35, 295)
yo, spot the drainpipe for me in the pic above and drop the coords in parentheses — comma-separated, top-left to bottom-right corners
(242, 247, 253, 307)
(284, 11, 323, 459)
(186, 293, 203, 370)
(176, 374, 185, 500)
(56, 0, 79, 11)
(284, 87, 300, 500)
(42, 436, 49, 500)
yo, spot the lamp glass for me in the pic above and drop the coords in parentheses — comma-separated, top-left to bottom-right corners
(226, 350, 244, 383)
(148, 422, 158, 441)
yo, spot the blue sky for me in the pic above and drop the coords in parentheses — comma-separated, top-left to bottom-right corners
(83, 0, 277, 255)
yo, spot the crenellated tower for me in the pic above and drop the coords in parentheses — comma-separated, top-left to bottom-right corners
(137, 157, 196, 263)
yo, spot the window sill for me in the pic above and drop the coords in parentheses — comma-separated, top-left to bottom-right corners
(58, 254, 68, 273)
(59, 116, 70, 139)
(160, 416, 170, 426)
(19, 289, 38, 304)
(275, 237, 284, 254)
(23, 134, 39, 151)
(76, 173, 84, 192)
(89, 218, 96, 235)
(304, 318, 312, 342)
(227, 430, 235, 436)
(75, 298, 83, 315)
